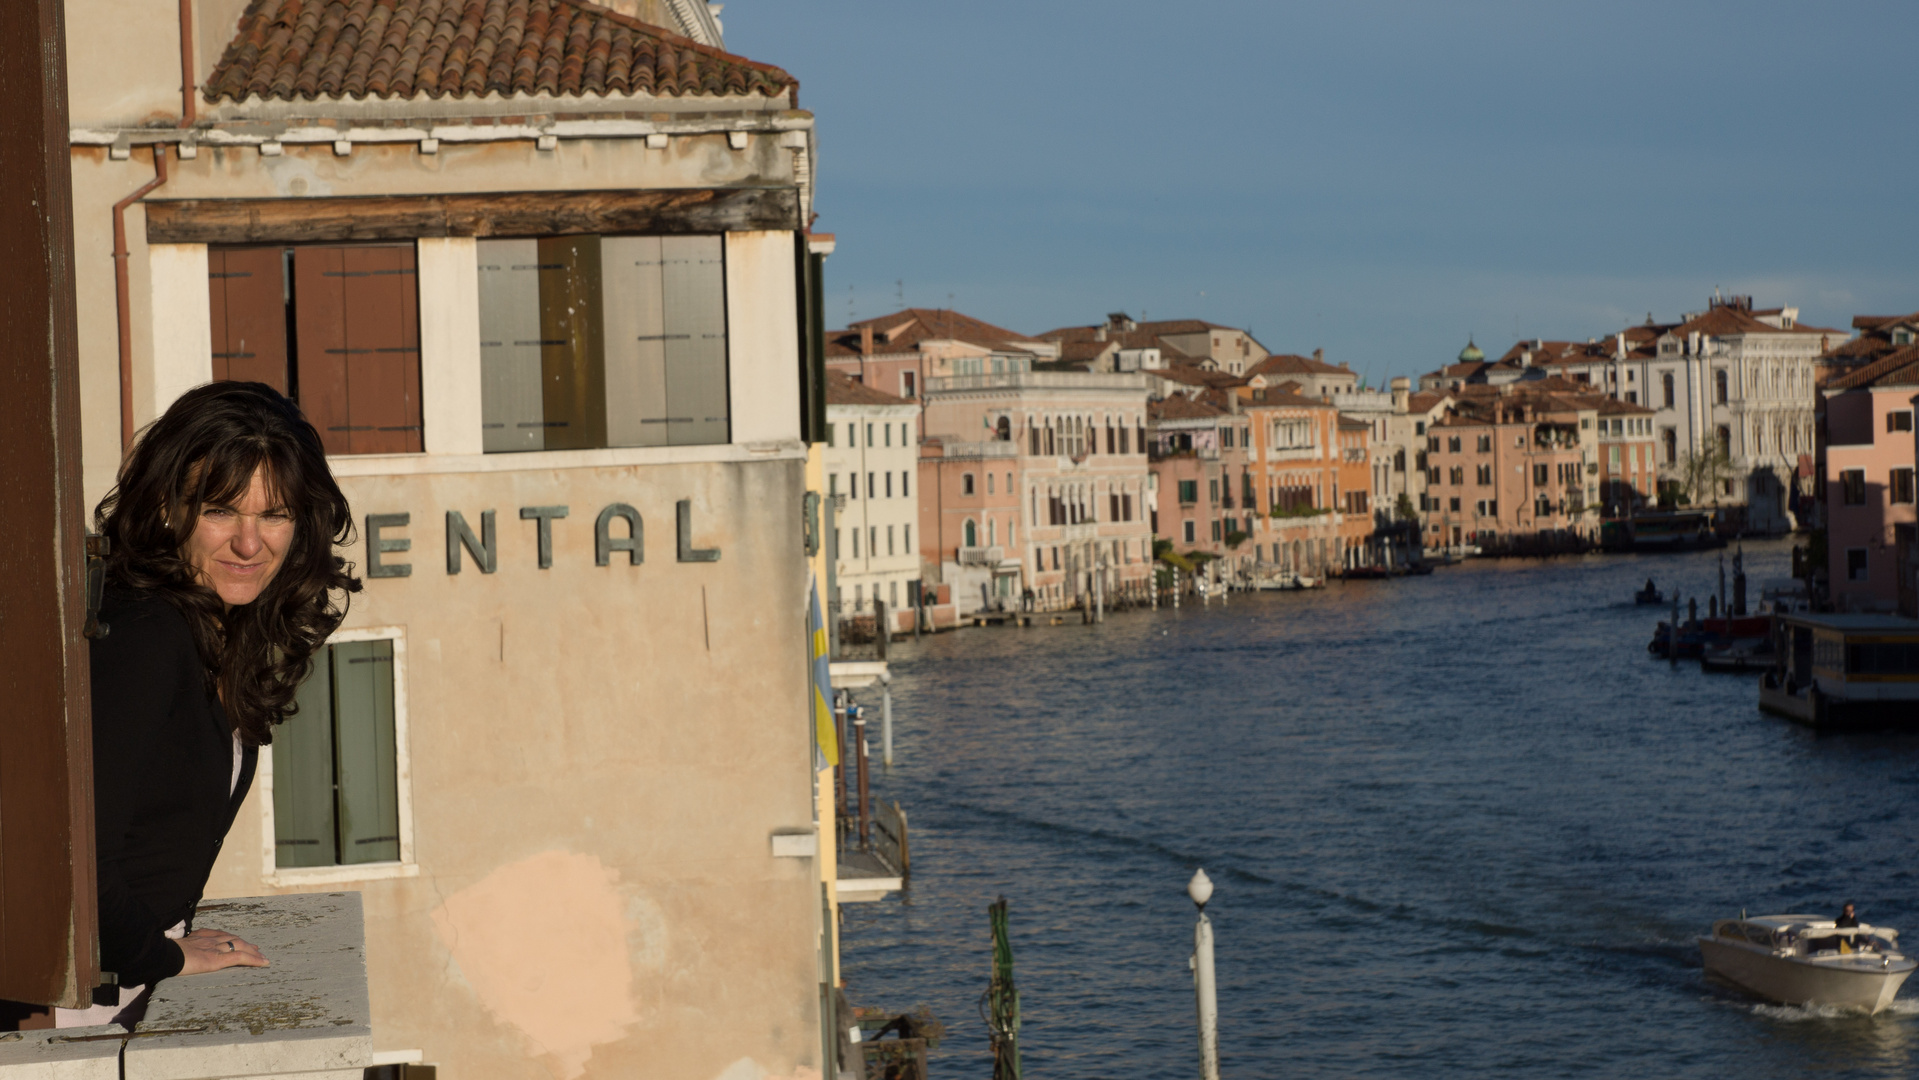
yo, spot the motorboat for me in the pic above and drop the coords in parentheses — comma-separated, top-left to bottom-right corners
(1634, 586, 1665, 605)
(1699, 915, 1916, 1012)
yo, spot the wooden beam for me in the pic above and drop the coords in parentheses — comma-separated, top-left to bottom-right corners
(145, 187, 802, 245)
(0, 0, 99, 1011)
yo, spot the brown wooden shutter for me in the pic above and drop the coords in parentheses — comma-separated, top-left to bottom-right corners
(293, 246, 352, 455)
(292, 245, 422, 455)
(207, 246, 288, 392)
(341, 246, 422, 455)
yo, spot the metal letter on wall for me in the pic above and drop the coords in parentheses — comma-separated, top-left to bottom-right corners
(677, 499, 721, 563)
(446, 510, 497, 574)
(520, 506, 570, 569)
(366, 513, 412, 578)
(595, 504, 644, 566)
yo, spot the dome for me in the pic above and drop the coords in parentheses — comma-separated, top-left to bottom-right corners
(1458, 338, 1484, 363)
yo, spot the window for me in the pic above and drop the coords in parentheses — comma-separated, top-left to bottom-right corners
(1476, 464, 1492, 485)
(1892, 468, 1915, 505)
(1625, 391, 1637, 405)
(479, 234, 726, 452)
(1716, 426, 1732, 458)
(1848, 548, 1869, 581)
(869, 526, 877, 555)
(1211, 520, 1222, 541)
(868, 472, 876, 498)
(853, 530, 860, 557)
(1714, 369, 1728, 404)
(1447, 436, 1461, 453)
(1178, 480, 1199, 504)
(902, 371, 916, 398)
(1661, 372, 1675, 409)
(904, 525, 912, 552)
(902, 471, 911, 498)
(1183, 520, 1196, 543)
(1448, 497, 1460, 512)
(1891, 411, 1915, 434)
(962, 473, 975, 495)
(885, 472, 893, 498)
(1841, 469, 1865, 505)
(1416, 421, 1426, 435)
(1221, 427, 1234, 449)
(210, 244, 422, 455)
(1209, 479, 1220, 503)
(1662, 428, 1677, 464)
(1533, 464, 1548, 485)
(1476, 435, 1492, 453)
(887, 525, 895, 555)
(272, 634, 407, 871)
(828, 474, 838, 496)
(1449, 466, 1464, 485)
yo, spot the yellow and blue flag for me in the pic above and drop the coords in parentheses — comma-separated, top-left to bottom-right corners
(809, 581, 839, 768)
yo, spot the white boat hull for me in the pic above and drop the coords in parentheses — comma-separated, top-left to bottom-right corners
(1700, 937, 1917, 1012)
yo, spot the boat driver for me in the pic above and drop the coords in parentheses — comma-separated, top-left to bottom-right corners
(1837, 902, 1860, 928)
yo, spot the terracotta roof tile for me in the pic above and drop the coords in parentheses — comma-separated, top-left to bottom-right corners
(824, 308, 1038, 358)
(1148, 395, 1224, 421)
(1828, 345, 1919, 390)
(825, 370, 912, 407)
(205, 0, 794, 103)
(1247, 353, 1348, 379)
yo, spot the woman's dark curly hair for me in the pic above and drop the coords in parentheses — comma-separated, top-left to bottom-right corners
(94, 382, 362, 745)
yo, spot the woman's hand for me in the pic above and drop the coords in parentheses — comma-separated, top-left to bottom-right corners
(175, 928, 270, 975)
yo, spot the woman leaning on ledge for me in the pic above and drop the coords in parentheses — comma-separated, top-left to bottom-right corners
(55, 381, 361, 1027)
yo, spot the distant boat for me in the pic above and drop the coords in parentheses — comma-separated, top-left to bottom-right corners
(1622, 510, 1726, 553)
(1634, 586, 1664, 605)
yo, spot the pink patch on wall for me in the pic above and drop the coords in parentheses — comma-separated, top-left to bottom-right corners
(431, 851, 640, 1078)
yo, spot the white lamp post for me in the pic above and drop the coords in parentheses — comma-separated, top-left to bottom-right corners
(1188, 868, 1219, 1080)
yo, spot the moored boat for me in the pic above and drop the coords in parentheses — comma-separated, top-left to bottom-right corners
(1760, 613, 1919, 730)
(1699, 915, 1915, 1012)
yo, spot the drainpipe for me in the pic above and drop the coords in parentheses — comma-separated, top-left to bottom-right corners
(114, 145, 169, 451)
(177, 0, 197, 126)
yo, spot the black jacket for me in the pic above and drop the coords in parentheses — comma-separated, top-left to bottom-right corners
(91, 589, 256, 987)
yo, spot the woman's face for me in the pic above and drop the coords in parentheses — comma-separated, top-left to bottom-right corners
(184, 466, 294, 608)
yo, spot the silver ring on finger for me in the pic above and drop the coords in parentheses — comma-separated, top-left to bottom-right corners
(222, 940, 235, 952)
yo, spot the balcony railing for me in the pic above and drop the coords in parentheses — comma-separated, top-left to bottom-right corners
(958, 546, 1005, 566)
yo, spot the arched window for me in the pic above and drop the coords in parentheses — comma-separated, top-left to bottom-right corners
(1662, 372, 1675, 408)
(997, 416, 1011, 441)
(963, 519, 977, 547)
(1714, 369, 1728, 404)
(1662, 428, 1677, 464)
(1715, 425, 1732, 458)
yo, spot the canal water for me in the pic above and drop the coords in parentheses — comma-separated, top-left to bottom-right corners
(840, 540, 1919, 1078)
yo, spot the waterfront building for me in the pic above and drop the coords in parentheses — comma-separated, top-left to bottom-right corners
(65, 1, 835, 1075)
(1423, 297, 1840, 532)
(1233, 386, 1372, 574)
(1147, 394, 1259, 574)
(1594, 397, 1662, 515)
(1421, 383, 1611, 549)
(1818, 348, 1919, 613)
(826, 373, 920, 630)
(920, 372, 1154, 611)
(827, 308, 1050, 401)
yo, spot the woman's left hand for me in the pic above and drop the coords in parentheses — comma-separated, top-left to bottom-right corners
(177, 927, 270, 975)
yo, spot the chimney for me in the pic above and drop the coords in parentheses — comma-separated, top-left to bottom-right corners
(1614, 333, 1626, 361)
(1313, 348, 1324, 365)
(860, 325, 874, 355)
(1390, 376, 1410, 414)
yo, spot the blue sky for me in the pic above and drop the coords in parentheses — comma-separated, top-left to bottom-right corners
(728, 1, 1919, 382)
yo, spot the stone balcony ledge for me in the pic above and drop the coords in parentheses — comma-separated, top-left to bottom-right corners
(0, 893, 372, 1080)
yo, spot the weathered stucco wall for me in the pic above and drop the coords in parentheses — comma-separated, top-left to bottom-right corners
(203, 456, 822, 1080)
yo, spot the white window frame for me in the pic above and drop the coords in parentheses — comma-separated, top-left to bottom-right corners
(258, 624, 419, 886)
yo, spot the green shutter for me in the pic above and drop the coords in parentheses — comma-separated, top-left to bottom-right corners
(331, 640, 402, 865)
(273, 648, 338, 868)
